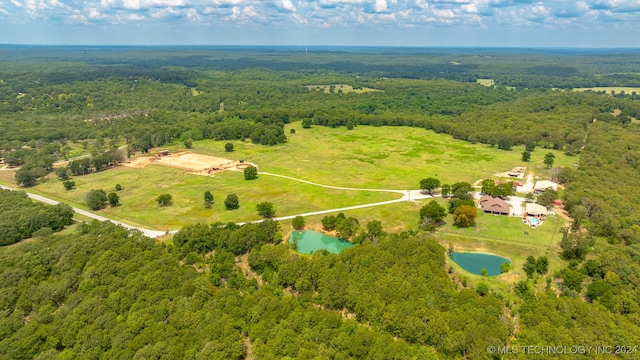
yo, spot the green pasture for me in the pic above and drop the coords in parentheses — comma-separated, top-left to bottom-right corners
(33, 165, 398, 230)
(191, 125, 574, 189)
(574, 87, 640, 95)
(476, 79, 495, 86)
(291, 199, 427, 234)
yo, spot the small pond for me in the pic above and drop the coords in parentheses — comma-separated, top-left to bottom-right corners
(448, 252, 511, 276)
(289, 230, 354, 254)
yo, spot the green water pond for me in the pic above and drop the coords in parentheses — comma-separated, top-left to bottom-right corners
(448, 252, 511, 276)
(289, 230, 354, 254)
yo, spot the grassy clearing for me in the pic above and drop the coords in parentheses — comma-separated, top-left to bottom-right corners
(304, 84, 380, 93)
(574, 87, 640, 95)
(33, 165, 397, 230)
(289, 199, 427, 235)
(0, 170, 16, 183)
(436, 209, 566, 286)
(476, 79, 495, 86)
(192, 125, 575, 189)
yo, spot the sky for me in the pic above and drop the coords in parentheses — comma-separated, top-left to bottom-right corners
(0, 0, 639, 47)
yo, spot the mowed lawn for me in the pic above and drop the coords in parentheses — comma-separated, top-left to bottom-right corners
(191, 125, 575, 189)
(34, 165, 398, 230)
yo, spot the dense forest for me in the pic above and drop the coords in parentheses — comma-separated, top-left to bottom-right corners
(2, 46, 640, 358)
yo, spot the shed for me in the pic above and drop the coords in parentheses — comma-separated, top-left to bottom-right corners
(534, 180, 558, 194)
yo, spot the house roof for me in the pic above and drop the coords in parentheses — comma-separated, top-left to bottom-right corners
(534, 180, 558, 191)
(526, 203, 548, 216)
(479, 196, 511, 214)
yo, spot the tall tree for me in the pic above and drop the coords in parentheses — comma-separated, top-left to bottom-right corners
(86, 189, 107, 210)
(157, 194, 173, 207)
(256, 202, 276, 218)
(292, 216, 305, 230)
(107, 192, 120, 207)
(224, 194, 239, 210)
(452, 205, 477, 227)
(204, 191, 214, 208)
(544, 152, 555, 168)
(244, 166, 258, 180)
(420, 177, 441, 195)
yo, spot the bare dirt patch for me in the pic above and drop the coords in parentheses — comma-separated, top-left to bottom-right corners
(123, 151, 243, 176)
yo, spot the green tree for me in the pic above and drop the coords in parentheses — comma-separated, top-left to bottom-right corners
(256, 202, 275, 218)
(586, 280, 611, 302)
(420, 177, 441, 195)
(55, 167, 69, 180)
(522, 150, 531, 162)
(452, 205, 477, 227)
(536, 188, 558, 207)
(292, 216, 305, 230)
(225, 143, 234, 152)
(559, 231, 590, 260)
(536, 256, 549, 274)
(500, 262, 510, 273)
(15, 167, 39, 187)
(440, 184, 451, 197)
(336, 217, 359, 240)
(301, 118, 312, 128)
(481, 179, 495, 195)
(477, 283, 489, 296)
(558, 267, 585, 292)
(224, 194, 239, 210)
(115, 183, 123, 191)
(204, 191, 214, 208)
(366, 220, 385, 245)
(523, 256, 537, 278)
(107, 192, 120, 207)
(244, 166, 258, 180)
(420, 200, 446, 230)
(480, 267, 488, 276)
(63, 180, 75, 190)
(544, 152, 555, 168)
(321, 215, 337, 231)
(157, 194, 173, 207)
(86, 189, 107, 210)
(183, 138, 193, 149)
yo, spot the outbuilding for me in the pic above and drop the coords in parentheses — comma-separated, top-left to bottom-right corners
(533, 180, 558, 195)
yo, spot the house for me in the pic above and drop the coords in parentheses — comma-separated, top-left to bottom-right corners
(525, 203, 548, 217)
(533, 180, 558, 195)
(479, 196, 511, 216)
(157, 150, 170, 157)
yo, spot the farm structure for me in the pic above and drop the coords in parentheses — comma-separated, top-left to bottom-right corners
(533, 180, 558, 195)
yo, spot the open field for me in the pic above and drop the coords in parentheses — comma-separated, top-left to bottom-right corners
(574, 87, 640, 94)
(191, 125, 575, 189)
(304, 84, 380, 93)
(476, 79, 495, 86)
(33, 165, 397, 230)
(124, 151, 241, 175)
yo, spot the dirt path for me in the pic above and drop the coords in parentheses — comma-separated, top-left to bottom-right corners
(2, 171, 434, 238)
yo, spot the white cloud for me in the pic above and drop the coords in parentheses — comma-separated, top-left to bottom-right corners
(373, 0, 388, 12)
(275, 0, 296, 11)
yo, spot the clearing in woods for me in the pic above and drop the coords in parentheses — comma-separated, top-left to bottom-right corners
(123, 152, 243, 176)
(304, 84, 380, 93)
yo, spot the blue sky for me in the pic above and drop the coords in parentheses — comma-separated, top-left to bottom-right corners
(1, 0, 639, 47)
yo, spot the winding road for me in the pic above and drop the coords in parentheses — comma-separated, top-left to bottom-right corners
(1, 171, 433, 237)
